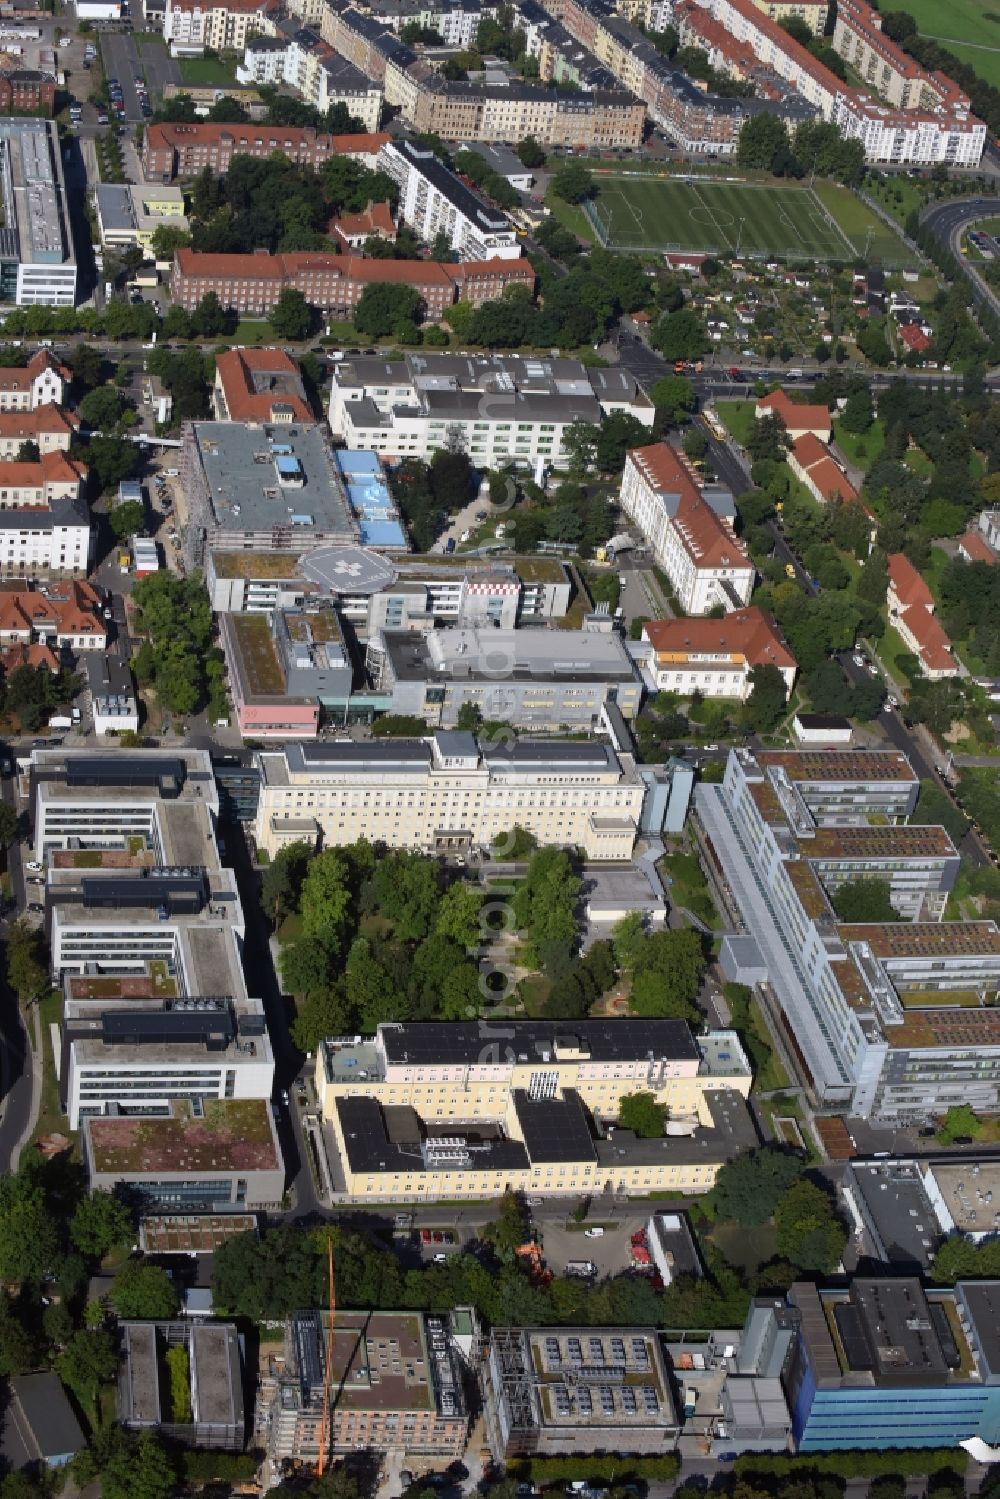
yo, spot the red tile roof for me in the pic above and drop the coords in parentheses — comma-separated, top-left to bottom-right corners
(147, 122, 390, 158)
(899, 603, 955, 673)
(0, 350, 68, 394)
(627, 442, 750, 571)
(214, 347, 314, 425)
(330, 200, 396, 241)
(959, 530, 996, 565)
(0, 404, 77, 440)
(757, 389, 832, 432)
(643, 605, 796, 670)
(888, 552, 934, 609)
(0, 450, 85, 486)
(898, 323, 931, 352)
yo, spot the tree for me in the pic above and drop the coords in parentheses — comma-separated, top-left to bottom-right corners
(617, 1092, 667, 1138)
(165, 1344, 192, 1422)
(150, 223, 191, 261)
(291, 983, 352, 1052)
(650, 374, 697, 426)
(482, 1188, 530, 1253)
(79, 384, 128, 430)
(434, 881, 483, 950)
(299, 849, 354, 952)
(372, 850, 440, 941)
(354, 282, 423, 337)
(0, 801, 17, 849)
(550, 161, 594, 204)
(747, 413, 790, 464)
(491, 825, 537, 859)
(937, 1103, 981, 1146)
(840, 384, 874, 434)
(5, 921, 48, 1004)
(261, 840, 312, 922)
(109, 1261, 180, 1320)
(775, 1179, 847, 1273)
(737, 114, 793, 172)
(70, 1191, 133, 1258)
(270, 286, 313, 340)
(59, 1328, 118, 1399)
(109, 499, 145, 540)
(709, 1147, 804, 1226)
(743, 663, 788, 732)
(612, 911, 646, 973)
(102, 1430, 177, 1499)
(86, 435, 140, 494)
(0, 1289, 44, 1375)
(190, 290, 227, 338)
(0, 1171, 60, 1283)
(831, 877, 899, 923)
(652, 308, 707, 362)
(516, 135, 545, 168)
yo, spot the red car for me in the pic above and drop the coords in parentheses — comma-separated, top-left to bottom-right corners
(421, 1229, 432, 1244)
(432, 1231, 443, 1243)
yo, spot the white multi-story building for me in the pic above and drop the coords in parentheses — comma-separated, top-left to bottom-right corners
(0, 120, 77, 306)
(163, 0, 271, 52)
(0, 350, 70, 412)
(640, 608, 797, 702)
(328, 352, 654, 467)
(29, 748, 275, 1129)
(377, 139, 521, 261)
(619, 443, 753, 614)
(237, 30, 384, 131)
(0, 497, 91, 578)
(253, 731, 646, 860)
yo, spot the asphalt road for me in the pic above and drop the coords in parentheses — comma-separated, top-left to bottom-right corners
(0, 764, 32, 1174)
(921, 195, 1000, 322)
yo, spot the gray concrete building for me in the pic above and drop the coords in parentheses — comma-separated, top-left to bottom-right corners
(366, 618, 641, 729)
(119, 1321, 245, 1450)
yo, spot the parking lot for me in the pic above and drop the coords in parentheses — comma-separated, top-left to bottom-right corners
(99, 31, 177, 123)
(536, 1213, 651, 1278)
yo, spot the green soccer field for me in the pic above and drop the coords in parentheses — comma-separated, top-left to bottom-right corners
(585, 173, 921, 267)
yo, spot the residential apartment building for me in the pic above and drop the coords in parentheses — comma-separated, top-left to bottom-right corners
(366, 617, 642, 730)
(377, 139, 520, 262)
(755, 389, 832, 441)
(364, 0, 498, 47)
(253, 732, 648, 860)
(484, 1327, 678, 1459)
(833, 0, 966, 113)
(560, 0, 812, 154)
(315, 1019, 755, 1200)
(640, 609, 797, 702)
(0, 118, 76, 305)
(887, 552, 960, 679)
(212, 347, 315, 426)
(170, 246, 533, 319)
(698, 747, 1000, 1122)
(0, 404, 76, 457)
(691, 0, 986, 164)
(258, 1311, 468, 1465)
(0, 349, 68, 411)
(788, 433, 860, 507)
(0, 450, 84, 508)
(119, 1321, 245, 1451)
(383, 54, 647, 146)
(327, 352, 652, 466)
(619, 444, 753, 614)
(141, 121, 389, 182)
(162, 0, 273, 53)
(236, 26, 384, 130)
(0, 496, 90, 578)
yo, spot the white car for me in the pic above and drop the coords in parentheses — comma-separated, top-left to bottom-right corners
(853, 653, 866, 668)
(584, 1227, 605, 1238)
(25, 860, 42, 872)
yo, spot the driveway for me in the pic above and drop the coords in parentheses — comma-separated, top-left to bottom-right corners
(136, 34, 182, 100)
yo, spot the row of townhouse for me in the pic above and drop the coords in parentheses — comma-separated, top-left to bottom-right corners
(169, 247, 534, 318)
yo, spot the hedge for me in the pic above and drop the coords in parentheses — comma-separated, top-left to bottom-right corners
(734, 1450, 967, 1480)
(508, 1455, 681, 1483)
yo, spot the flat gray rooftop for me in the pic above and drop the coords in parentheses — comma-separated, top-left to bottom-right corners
(382, 625, 636, 683)
(848, 1161, 942, 1271)
(191, 422, 355, 539)
(190, 1323, 243, 1427)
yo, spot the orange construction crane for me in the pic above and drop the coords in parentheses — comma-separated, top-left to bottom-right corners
(316, 1238, 336, 1477)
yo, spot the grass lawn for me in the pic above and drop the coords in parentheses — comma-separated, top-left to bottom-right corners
(517, 974, 552, 1016)
(227, 319, 273, 345)
(544, 189, 595, 244)
(898, 0, 1000, 86)
(874, 621, 915, 683)
(30, 989, 73, 1152)
(178, 55, 237, 86)
(713, 398, 756, 445)
(904, 446, 933, 476)
(867, 174, 928, 227)
(833, 417, 884, 471)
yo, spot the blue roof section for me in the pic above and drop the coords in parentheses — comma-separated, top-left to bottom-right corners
(333, 450, 408, 550)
